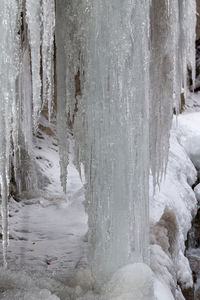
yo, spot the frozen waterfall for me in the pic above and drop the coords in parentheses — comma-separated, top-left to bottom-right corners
(0, 0, 197, 290)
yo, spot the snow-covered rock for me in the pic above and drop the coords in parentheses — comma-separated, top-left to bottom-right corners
(150, 113, 200, 299)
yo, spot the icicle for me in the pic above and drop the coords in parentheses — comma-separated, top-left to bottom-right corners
(149, 0, 178, 185)
(55, 0, 85, 192)
(72, 0, 150, 287)
(0, 0, 19, 267)
(178, 0, 196, 99)
(26, 0, 42, 129)
(149, 0, 196, 186)
(41, 0, 55, 121)
(55, 0, 69, 193)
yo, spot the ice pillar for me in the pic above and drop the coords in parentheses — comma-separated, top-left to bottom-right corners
(81, 0, 150, 286)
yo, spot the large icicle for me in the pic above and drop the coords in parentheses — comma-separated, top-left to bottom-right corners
(55, 0, 84, 192)
(26, 0, 42, 129)
(149, 0, 196, 184)
(149, 0, 179, 184)
(0, 0, 19, 267)
(73, 0, 150, 287)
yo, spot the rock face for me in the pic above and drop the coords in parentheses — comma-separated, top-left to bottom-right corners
(185, 208, 200, 300)
(182, 286, 195, 300)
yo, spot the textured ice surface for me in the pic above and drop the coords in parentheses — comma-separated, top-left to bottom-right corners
(74, 0, 150, 286)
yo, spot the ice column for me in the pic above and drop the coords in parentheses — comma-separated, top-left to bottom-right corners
(75, 0, 150, 286)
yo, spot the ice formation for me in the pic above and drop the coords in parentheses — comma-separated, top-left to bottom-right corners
(0, 0, 55, 267)
(0, 0, 197, 293)
(0, 0, 19, 268)
(150, 0, 196, 184)
(73, 0, 150, 286)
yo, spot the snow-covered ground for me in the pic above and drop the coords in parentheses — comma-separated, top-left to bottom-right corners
(1, 103, 200, 299)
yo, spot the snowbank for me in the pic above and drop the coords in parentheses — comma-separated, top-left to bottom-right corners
(151, 112, 200, 299)
(104, 263, 154, 300)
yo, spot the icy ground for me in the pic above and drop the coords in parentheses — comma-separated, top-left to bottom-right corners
(5, 119, 88, 277)
(1, 103, 200, 299)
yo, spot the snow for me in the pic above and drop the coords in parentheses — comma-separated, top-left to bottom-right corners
(151, 109, 200, 298)
(177, 112, 200, 171)
(154, 278, 174, 300)
(1, 119, 87, 278)
(3, 110, 200, 299)
(0, 105, 200, 299)
(104, 263, 154, 300)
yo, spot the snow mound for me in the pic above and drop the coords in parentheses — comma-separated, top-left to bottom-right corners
(178, 112, 200, 170)
(104, 263, 154, 300)
(150, 115, 199, 298)
(154, 278, 174, 300)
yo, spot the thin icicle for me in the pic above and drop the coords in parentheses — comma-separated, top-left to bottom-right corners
(41, 0, 55, 121)
(26, 0, 42, 129)
(55, 0, 85, 192)
(179, 0, 196, 97)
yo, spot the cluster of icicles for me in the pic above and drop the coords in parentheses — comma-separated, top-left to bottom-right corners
(0, 0, 197, 286)
(0, 0, 55, 267)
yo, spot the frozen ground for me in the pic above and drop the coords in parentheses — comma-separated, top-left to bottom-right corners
(0, 118, 90, 299)
(3, 118, 88, 278)
(1, 107, 200, 299)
